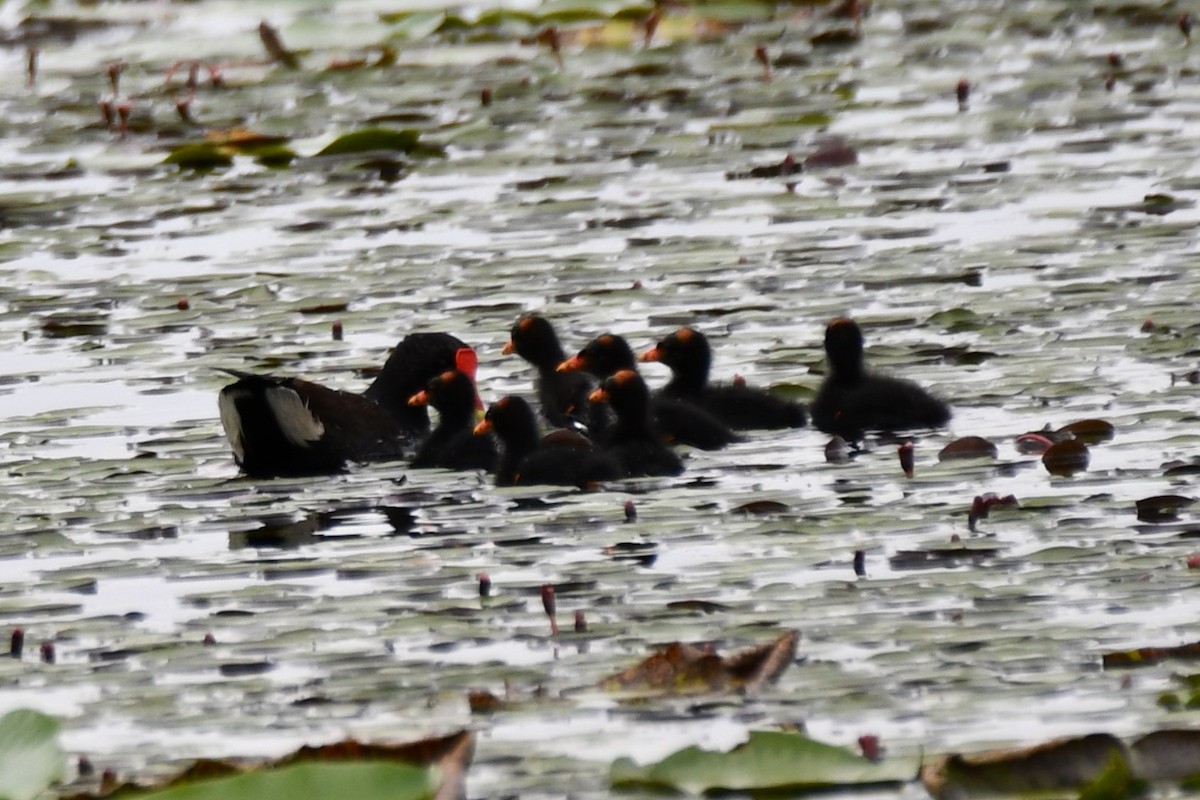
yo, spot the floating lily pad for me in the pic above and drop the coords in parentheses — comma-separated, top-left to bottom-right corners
(1042, 439, 1090, 476)
(938, 436, 998, 461)
(923, 734, 1129, 799)
(163, 143, 235, 171)
(1057, 419, 1115, 444)
(0, 709, 64, 800)
(313, 129, 444, 158)
(612, 730, 917, 794)
(600, 631, 797, 696)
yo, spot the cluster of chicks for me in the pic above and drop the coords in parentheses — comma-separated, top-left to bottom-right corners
(217, 315, 950, 485)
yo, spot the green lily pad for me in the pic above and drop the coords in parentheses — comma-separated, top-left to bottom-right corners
(0, 709, 65, 800)
(124, 761, 437, 800)
(163, 143, 234, 171)
(313, 128, 444, 158)
(536, 0, 651, 24)
(384, 10, 448, 39)
(610, 730, 917, 794)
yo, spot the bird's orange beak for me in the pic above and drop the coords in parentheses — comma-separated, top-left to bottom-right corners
(557, 354, 585, 373)
(473, 419, 493, 436)
(501, 340, 516, 356)
(638, 347, 661, 363)
(408, 390, 429, 407)
(588, 387, 608, 403)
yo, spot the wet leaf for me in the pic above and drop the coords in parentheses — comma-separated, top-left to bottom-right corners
(385, 11, 448, 39)
(1057, 419, 1116, 444)
(889, 545, 1002, 570)
(1042, 439, 1090, 476)
(1078, 751, 1143, 800)
(611, 730, 916, 794)
(805, 138, 858, 169)
(163, 143, 235, 171)
(600, 630, 797, 695)
(1103, 641, 1200, 669)
(313, 129, 443, 158)
(88, 732, 473, 800)
(1135, 495, 1194, 523)
(938, 436, 998, 461)
(39, 315, 108, 338)
(730, 499, 789, 515)
(205, 129, 291, 149)
(922, 735, 1129, 800)
(0, 709, 64, 800)
(665, 599, 730, 614)
(110, 761, 437, 800)
(1131, 729, 1200, 780)
(1015, 431, 1058, 455)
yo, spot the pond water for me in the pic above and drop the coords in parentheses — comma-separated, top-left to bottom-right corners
(1, 0, 1199, 795)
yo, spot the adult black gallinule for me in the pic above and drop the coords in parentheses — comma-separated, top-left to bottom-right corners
(218, 332, 466, 477)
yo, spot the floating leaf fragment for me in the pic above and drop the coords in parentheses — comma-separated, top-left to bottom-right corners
(968, 493, 1018, 532)
(205, 129, 290, 149)
(612, 730, 916, 795)
(1042, 439, 1089, 476)
(825, 435, 853, 463)
(730, 499, 789, 515)
(805, 137, 858, 169)
(888, 545, 1002, 570)
(725, 153, 799, 181)
(922, 734, 1129, 800)
(1015, 431, 1058, 455)
(384, 11, 448, 40)
(1138, 193, 1193, 215)
(0, 709, 64, 800)
(83, 731, 473, 800)
(1057, 419, 1115, 444)
(1102, 640, 1200, 669)
(600, 630, 797, 696)
(39, 315, 108, 338)
(810, 27, 860, 47)
(1131, 729, 1200, 780)
(468, 690, 508, 714)
(163, 142, 235, 171)
(938, 436, 998, 461)
(665, 599, 730, 614)
(1135, 494, 1194, 523)
(314, 128, 443, 158)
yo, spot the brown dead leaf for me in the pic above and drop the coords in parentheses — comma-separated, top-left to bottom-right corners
(600, 631, 798, 696)
(937, 436, 998, 461)
(1131, 729, 1200, 780)
(1057, 418, 1115, 444)
(1042, 439, 1089, 476)
(1102, 640, 1200, 669)
(922, 734, 1129, 800)
(1135, 494, 1194, 523)
(205, 129, 291, 148)
(730, 500, 789, 515)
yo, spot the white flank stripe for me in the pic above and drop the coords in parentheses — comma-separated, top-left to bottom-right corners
(217, 389, 246, 463)
(265, 387, 325, 447)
